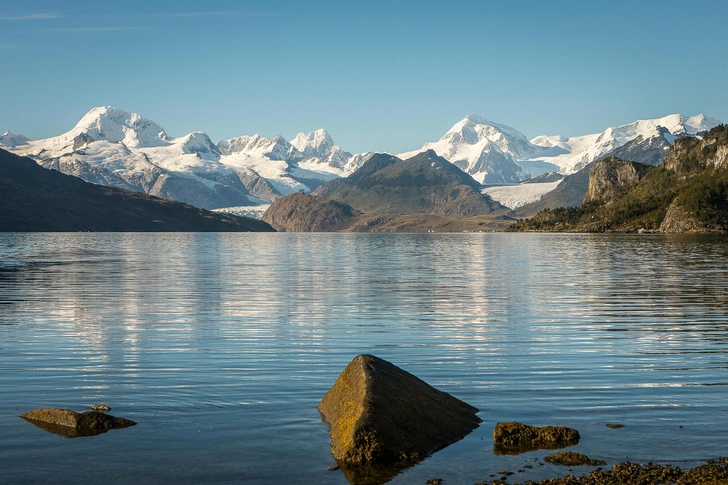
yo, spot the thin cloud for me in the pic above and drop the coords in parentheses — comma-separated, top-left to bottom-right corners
(49, 26, 141, 33)
(150, 11, 283, 19)
(0, 12, 62, 20)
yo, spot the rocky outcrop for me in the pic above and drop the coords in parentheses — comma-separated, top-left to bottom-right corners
(583, 157, 653, 204)
(664, 125, 728, 173)
(493, 422, 579, 455)
(235, 168, 281, 202)
(72, 133, 95, 150)
(521, 172, 564, 184)
(543, 451, 606, 466)
(262, 193, 361, 232)
(659, 199, 713, 233)
(20, 408, 136, 438)
(318, 354, 480, 466)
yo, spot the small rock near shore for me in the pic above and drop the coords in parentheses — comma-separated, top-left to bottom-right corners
(605, 423, 624, 429)
(92, 404, 111, 412)
(20, 408, 136, 437)
(543, 451, 607, 466)
(493, 422, 580, 454)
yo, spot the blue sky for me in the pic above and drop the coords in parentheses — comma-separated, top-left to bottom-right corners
(2, 0, 727, 153)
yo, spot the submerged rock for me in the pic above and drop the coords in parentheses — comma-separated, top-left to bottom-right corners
(493, 422, 579, 455)
(20, 408, 136, 438)
(543, 451, 606, 466)
(318, 354, 481, 467)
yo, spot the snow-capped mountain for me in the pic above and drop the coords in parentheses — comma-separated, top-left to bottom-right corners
(398, 114, 531, 184)
(524, 113, 722, 173)
(291, 129, 352, 172)
(2, 107, 722, 214)
(4, 107, 355, 210)
(397, 113, 721, 186)
(217, 134, 298, 161)
(0, 131, 29, 149)
(480, 114, 721, 210)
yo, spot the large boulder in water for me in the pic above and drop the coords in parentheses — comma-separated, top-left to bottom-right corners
(318, 354, 481, 465)
(20, 408, 136, 438)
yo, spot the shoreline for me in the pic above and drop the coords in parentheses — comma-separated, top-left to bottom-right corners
(473, 457, 728, 485)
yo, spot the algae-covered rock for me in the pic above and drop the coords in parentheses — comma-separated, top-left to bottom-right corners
(493, 422, 579, 455)
(318, 354, 481, 466)
(20, 408, 136, 438)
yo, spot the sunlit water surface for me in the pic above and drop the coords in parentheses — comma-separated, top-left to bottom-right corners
(1, 233, 727, 484)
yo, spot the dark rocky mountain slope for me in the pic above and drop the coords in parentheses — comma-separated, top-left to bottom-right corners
(313, 150, 509, 217)
(0, 149, 274, 232)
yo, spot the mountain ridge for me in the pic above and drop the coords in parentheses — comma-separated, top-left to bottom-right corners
(0, 148, 274, 232)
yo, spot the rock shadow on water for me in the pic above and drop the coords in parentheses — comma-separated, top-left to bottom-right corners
(335, 459, 417, 485)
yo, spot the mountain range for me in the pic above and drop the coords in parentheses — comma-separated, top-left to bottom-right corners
(1, 107, 721, 213)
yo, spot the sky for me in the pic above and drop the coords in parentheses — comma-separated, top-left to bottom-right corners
(2, 0, 728, 154)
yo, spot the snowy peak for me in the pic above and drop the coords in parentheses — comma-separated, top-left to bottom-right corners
(217, 134, 300, 161)
(595, 113, 720, 146)
(0, 131, 30, 149)
(527, 113, 722, 173)
(291, 128, 351, 170)
(180, 132, 221, 157)
(71, 106, 169, 148)
(291, 128, 334, 154)
(398, 114, 530, 184)
(447, 114, 540, 159)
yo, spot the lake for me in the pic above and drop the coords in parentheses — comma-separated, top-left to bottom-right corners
(1, 232, 727, 484)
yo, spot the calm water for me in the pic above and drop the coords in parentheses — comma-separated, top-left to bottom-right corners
(1, 233, 727, 485)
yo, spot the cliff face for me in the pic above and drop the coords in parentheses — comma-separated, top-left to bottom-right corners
(658, 200, 714, 233)
(583, 157, 653, 204)
(664, 125, 728, 173)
